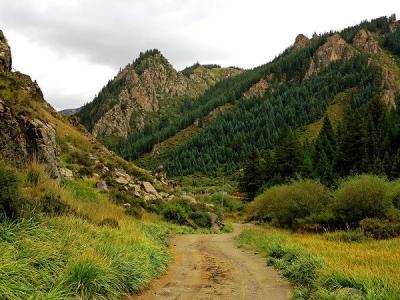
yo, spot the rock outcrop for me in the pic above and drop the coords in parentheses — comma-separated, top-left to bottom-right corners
(0, 30, 11, 73)
(353, 29, 381, 54)
(292, 34, 309, 50)
(389, 20, 400, 32)
(0, 99, 60, 178)
(305, 34, 354, 79)
(244, 78, 270, 99)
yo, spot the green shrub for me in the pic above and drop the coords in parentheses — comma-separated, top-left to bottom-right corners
(247, 179, 330, 229)
(333, 175, 391, 227)
(40, 189, 72, 216)
(386, 180, 400, 209)
(162, 203, 188, 225)
(210, 193, 244, 212)
(98, 218, 120, 229)
(125, 206, 143, 219)
(189, 211, 211, 228)
(0, 162, 22, 219)
(324, 230, 367, 243)
(359, 218, 400, 239)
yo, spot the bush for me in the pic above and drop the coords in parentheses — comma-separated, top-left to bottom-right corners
(125, 206, 143, 219)
(247, 179, 330, 229)
(359, 218, 400, 239)
(98, 218, 120, 229)
(210, 193, 244, 212)
(386, 180, 400, 209)
(162, 203, 188, 225)
(324, 230, 367, 243)
(333, 175, 391, 227)
(189, 211, 211, 228)
(0, 162, 22, 219)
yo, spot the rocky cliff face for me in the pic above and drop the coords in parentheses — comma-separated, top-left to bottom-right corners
(82, 51, 241, 138)
(0, 30, 11, 73)
(0, 31, 60, 178)
(353, 29, 381, 54)
(305, 34, 354, 79)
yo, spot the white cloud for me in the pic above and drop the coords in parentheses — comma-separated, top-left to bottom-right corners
(0, 0, 398, 109)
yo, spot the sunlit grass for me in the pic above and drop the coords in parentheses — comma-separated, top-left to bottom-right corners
(236, 226, 400, 299)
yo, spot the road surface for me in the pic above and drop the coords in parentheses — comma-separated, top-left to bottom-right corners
(130, 223, 291, 300)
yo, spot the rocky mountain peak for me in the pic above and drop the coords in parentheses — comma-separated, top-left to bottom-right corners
(0, 30, 12, 73)
(353, 29, 381, 54)
(293, 34, 309, 50)
(305, 33, 354, 79)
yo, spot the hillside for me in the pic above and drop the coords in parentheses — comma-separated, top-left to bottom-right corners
(0, 29, 226, 299)
(125, 16, 400, 180)
(77, 50, 241, 141)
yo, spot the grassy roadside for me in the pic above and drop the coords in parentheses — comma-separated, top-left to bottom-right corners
(235, 226, 400, 300)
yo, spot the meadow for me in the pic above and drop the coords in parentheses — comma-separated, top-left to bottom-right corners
(235, 226, 400, 300)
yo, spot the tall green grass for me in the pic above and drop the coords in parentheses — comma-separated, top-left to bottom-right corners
(235, 227, 400, 299)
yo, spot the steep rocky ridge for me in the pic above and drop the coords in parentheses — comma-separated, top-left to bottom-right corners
(0, 30, 11, 73)
(78, 50, 241, 138)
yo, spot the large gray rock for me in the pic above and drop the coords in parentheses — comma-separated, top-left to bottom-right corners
(0, 99, 60, 178)
(0, 30, 11, 73)
(96, 181, 109, 193)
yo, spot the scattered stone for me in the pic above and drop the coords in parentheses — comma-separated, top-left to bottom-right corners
(59, 167, 74, 179)
(123, 203, 131, 208)
(182, 195, 197, 205)
(115, 177, 129, 185)
(96, 181, 109, 193)
(208, 212, 221, 230)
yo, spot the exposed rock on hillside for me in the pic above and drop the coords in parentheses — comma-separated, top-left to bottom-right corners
(353, 29, 381, 54)
(305, 34, 354, 79)
(292, 34, 309, 50)
(244, 78, 270, 99)
(389, 20, 400, 32)
(0, 99, 60, 178)
(0, 30, 11, 73)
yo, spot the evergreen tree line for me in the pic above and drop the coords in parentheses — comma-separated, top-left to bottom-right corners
(165, 55, 382, 178)
(240, 90, 400, 199)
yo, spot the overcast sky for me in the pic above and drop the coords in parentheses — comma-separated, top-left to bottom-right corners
(0, 0, 398, 110)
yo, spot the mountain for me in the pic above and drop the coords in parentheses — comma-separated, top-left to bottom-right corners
(77, 50, 241, 140)
(78, 16, 400, 183)
(59, 107, 81, 116)
(132, 16, 400, 177)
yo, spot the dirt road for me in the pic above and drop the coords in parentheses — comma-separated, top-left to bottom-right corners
(131, 224, 291, 300)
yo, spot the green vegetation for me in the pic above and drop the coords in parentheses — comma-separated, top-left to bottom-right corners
(247, 175, 400, 239)
(383, 27, 400, 55)
(0, 162, 179, 299)
(235, 227, 400, 299)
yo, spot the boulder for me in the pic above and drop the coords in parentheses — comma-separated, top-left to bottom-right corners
(115, 177, 129, 185)
(141, 181, 158, 195)
(338, 287, 365, 297)
(0, 30, 12, 73)
(0, 99, 60, 179)
(96, 181, 109, 193)
(208, 212, 222, 230)
(60, 167, 74, 179)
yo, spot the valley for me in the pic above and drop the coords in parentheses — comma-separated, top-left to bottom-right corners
(0, 13, 400, 300)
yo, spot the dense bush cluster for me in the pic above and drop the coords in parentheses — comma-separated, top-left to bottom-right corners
(248, 175, 400, 238)
(161, 198, 213, 228)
